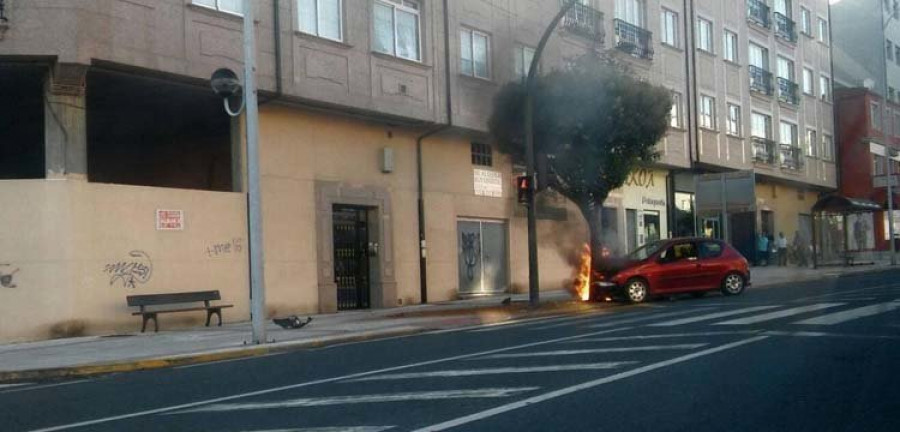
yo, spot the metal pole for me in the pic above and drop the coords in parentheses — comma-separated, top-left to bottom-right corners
(887, 151, 897, 265)
(720, 173, 728, 242)
(243, 0, 266, 344)
(524, 0, 579, 307)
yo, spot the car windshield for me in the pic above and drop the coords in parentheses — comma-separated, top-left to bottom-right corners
(626, 240, 665, 261)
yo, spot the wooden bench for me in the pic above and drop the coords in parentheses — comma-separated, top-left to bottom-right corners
(126, 290, 233, 333)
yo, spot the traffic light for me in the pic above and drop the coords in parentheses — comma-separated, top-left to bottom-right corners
(517, 175, 533, 204)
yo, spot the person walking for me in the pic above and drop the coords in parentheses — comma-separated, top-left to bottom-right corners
(777, 232, 788, 266)
(757, 232, 770, 266)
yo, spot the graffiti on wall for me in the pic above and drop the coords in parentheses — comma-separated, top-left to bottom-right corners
(104, 251, 152, 289)
(206, 238, 244, 257)
(0, 264, 19, 288)
(461, 232, 480, 282)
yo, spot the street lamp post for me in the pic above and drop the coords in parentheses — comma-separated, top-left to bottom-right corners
(883, 7, 897, 266)
(524, 0, 579, 307)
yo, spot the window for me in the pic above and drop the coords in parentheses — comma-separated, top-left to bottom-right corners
(298, 0, 342, 41)
(822, 134, 834, 160)
(727, 103, 741, 136)
(374, 0, 421, 61)
(806, 129, 817, 157)
(751, 112, 772, 139)
(617, 0, 647, 27)
(889, 40, 895, 61)
(780, 121, 798, 147)
(661, 9, 679, 47)
(891, 87, 897, 104)
(724, 30, 738, 63)
(875, 154, 887, 176)
(460, 28, 490, 79)
(895, 46, 900, 66)
(800, 7, 811, 35)
(820, 75, 832, 101)
(699, 95, 716, 129)
(818, 17, 829, 43)
(697, 18, 714, 53)
(699, 241, 723, 259)
(514, 45, 536, 82)
(661, 242, 698, 262)
(777, 56, 794, 81)
(471, 142, 492, 166)
(802, 68, 814, 95)
(872, 102, 882, 130)
(749, 43, 768, 69)
(670, 91, 683, 128)
(193, 0, 242, 15)
(774, 0, 792, 18)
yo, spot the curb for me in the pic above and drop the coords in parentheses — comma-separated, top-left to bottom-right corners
(751, 265, 898, 289)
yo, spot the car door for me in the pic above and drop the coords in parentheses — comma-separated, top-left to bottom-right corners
(655, 241, 702, 292)
(697, 240, 728, 289)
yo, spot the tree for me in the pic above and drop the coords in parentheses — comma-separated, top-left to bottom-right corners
(489, 54, 672, 264)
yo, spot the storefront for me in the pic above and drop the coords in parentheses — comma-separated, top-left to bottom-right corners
(605, 168, 670, 254)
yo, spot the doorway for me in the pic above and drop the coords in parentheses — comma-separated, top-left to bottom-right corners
(333, 205, 371, 310)
(457, 220, 509, 296)
(626, 209, 638, 253)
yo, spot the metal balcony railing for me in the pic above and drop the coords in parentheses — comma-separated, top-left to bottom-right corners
(614, 19, 653, 60)
(749, 65, 774, 96)
(0, 0, 7, 22)
(747, 0, 770, 28)
(780, 144, 804, 170)
(752, 137, 776, 164)
(773, 12, 797, 42)
(777, 77, 800, 106)
(561, 3, 605, 43)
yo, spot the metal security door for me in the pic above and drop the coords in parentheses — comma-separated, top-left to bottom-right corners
(458, 220, 508, 295)
(333, 206, 370, 310)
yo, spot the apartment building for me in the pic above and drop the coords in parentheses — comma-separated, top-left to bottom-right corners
(0, 0, 834, 341)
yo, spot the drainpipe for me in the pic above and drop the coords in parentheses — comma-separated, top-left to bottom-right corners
(415, 0, 454, 304)
(273, 0, 283, 97)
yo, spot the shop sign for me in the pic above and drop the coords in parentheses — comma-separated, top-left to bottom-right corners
(156, 209, 184, 231)
(474, 169, 503, 198)
(625, 168, 656, 189)
(642, 197, 666, 207)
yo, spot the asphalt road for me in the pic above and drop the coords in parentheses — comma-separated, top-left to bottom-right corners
(3, 269, 900, 432)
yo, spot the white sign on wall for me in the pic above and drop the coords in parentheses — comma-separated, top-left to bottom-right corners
(474, 169, 503, 197)
(156, 209, 184, 231)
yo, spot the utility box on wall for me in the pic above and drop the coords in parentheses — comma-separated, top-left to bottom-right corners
(381, 147, 394, 173)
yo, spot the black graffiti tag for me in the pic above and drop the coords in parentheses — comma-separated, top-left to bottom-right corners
(461, 233, 481, 282)
(104, 251, 152, 289)
(0, 264, 19, 288)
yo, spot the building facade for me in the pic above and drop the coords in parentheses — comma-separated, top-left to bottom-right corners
(0, 0, 834, 341)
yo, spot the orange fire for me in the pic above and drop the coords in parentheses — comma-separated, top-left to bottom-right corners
(573, 243, 592, 301)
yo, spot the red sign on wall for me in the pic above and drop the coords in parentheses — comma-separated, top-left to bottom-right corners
(156, 209, 184, 231)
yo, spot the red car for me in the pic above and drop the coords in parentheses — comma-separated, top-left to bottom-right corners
(592, 237, 751, 303)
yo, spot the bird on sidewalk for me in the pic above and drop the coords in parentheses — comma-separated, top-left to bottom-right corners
(501, 296, 512, 306)
(273, 315, 313, 329)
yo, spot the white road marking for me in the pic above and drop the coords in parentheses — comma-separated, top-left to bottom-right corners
(527, 307, 669, 331)
(467, 311, 607, 333)
(0, 383, 30, 389)
(714, 303, 845, 325)
(794, 300, 900, 325)
(25, 327, 633, 432)
(238, 428, 394, 432)
(566, 331, 761, 343)
(472, 344, 707, 360)
(410, 336, 770, 432)
(648, 306, 780, 327)
(585, 308, 718, 328)
(790, 285, 894, 302)
(762, 330, 900, 340)
(172, 388, 539, 413)
(346, 363, 636, 382)
(0, 380, 90, 395)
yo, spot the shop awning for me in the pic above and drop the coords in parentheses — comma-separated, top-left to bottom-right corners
(812, 194, 883, 214)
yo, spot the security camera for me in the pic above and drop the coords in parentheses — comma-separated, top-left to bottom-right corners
(211, 68, 241, 99)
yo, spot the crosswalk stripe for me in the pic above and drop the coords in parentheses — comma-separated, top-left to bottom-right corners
(238, 428, 395, 432)
(714, 303, 845, 325)
(648, 306, 780, 327)
(171, 388, 540, 413)
(566, 331, 761, 343)
(0, 383, 30, 389)
(794, 300, 900, 325)
(347, 364, 635, 382)
(473, 344, 706, 360)
(585, 308, 718, 328)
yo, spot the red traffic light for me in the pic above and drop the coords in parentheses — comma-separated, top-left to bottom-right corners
(516, 175, 532, 204)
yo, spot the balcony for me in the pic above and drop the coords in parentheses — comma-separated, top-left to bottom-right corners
(777, 77, 800, 106)
(747, 0, 770, 29)
(561, 3, 605, 44)
(614, 19, 653, 60)
(0, 0, 6, 22)
(749, 65, 774, 96)
(780, 144, 804, 170)
(773, 12, 797, 42)
(752, 137, 776, 164)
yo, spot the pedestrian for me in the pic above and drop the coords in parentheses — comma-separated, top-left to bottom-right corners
(792, 230, 808, 267)
(777, 232, 788, 266)
(757, 232, 769, 266)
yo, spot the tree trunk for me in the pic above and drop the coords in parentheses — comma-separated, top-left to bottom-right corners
(578, 201, 606, 270)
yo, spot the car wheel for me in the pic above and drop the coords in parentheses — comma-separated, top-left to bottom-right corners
(625, 278, 650, 303)
(690, 291, 707, 299)
(721, 273, 745, 296)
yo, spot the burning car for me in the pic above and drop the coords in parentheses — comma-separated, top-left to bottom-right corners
(591, 238, 751, 303)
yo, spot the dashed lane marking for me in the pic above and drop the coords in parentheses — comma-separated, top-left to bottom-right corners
(346, 363, 637, 382)
(714, 303, 845, 325)
(471, 344, 707, 360)
(793, 300, 900, 325)
(648, 306, 780, 327)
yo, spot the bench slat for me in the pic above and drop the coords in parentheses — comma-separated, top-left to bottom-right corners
(126, 290, 221, 307)
(130, 304, 233, 316)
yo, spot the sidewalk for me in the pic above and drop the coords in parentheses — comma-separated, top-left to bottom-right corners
(0, 263, 895, 383)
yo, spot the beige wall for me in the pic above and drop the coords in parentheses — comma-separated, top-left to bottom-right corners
(755, 181, 817, 237)
(0, 180, 248, 342)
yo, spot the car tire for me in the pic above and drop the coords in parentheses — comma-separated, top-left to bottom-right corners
(721, 272, 746, 296)
(624, 278, 650, 303)
(690, 291, 707, 299)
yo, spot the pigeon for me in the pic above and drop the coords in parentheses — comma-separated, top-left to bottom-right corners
(273, 315, 313, 329)
(500, 297, 512, 306)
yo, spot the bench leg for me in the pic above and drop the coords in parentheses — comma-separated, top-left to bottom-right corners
(206, 309, 223, 327)
(141, 313, 159, 333)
